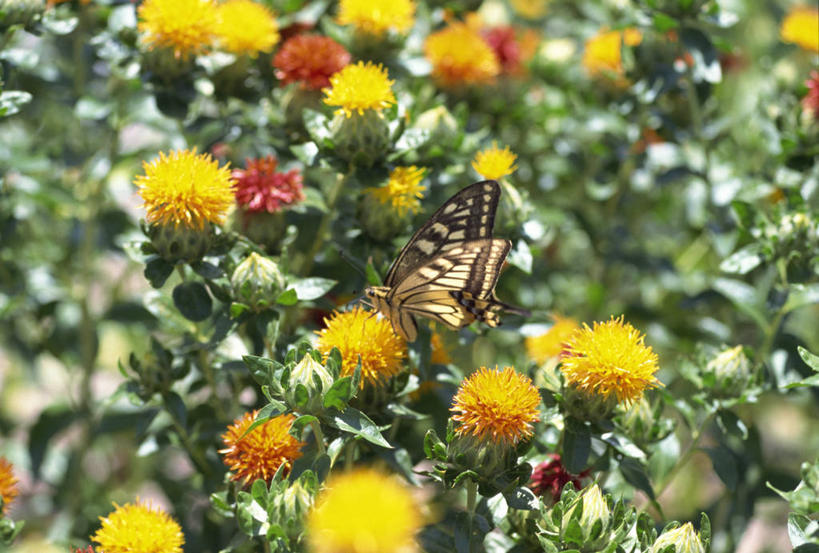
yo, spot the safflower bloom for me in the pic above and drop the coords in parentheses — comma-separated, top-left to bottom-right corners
(273, 34, 351, 90)
(365, 166, 427, 217)
(316, 306, 407, 387)
(481, 25, 539, 75)
(451, 366, 541, 446)
(509, 0, 548, 19)
(233, 156, 304, 213)
(472, 142, 518, 180)
(525, 315, 581, 364)
(307, 468, 422, 553)
(135, 149, 236, 230)
(0, 457, 18, 513)
(804, 71, 819, 117)
(561, 316, 661, 404)
(92, 500, 184, 553)
(323, 61, 396, 117)
(430, 331, 452, 365)
(336, 0, 415, 35)
(219, 411, 305, 485)
(214, 0, 279, 56)
(781, 6, 819, 52)
(582, 28, 643, 77)
(425, 22, 500, 86)
(530, 454, 590, 503)
(137, 0, 218, 59)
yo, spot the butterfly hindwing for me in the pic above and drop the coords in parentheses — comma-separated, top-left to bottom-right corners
(383, 180, 500, 287)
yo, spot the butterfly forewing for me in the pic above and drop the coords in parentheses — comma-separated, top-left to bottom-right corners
(383, 180, 500, 287)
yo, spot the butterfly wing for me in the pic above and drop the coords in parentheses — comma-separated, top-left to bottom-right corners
(383, 180, 500, 287)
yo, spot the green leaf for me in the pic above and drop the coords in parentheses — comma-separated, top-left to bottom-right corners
(251, 478, 268, 505)
(703, 446, 738, 488)
(163, 392, 187, 427)
(0, 90, 33, 117)
(333, 407, 392, 448)
(719, 244, 763, 274)
(424, 429, 447, 461)
(172, 281, 213, 321)
(562, 421, 591, 474)
(144, 257, 174, 288)
(323, 376, 354, 410)
(28, 405, 76, 477)
(276, 288, 298, 305)
(652, 13, 679, 31)
(619, 457, 655, 500)
(291, 277, 337, 300)
(366, 260, 383, 286)
(503, 487, 539, 511)
(191, 260, 222, 279)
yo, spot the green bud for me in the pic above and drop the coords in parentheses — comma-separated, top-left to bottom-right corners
(562, 384, 619, 422)
(652, 522, 706, 553)
(140, 47, 195, 79)
(412, 105, 459, 147)
(329, 110, 391, 167)
(448, 432, 517, 480)
(148, 221, 213, 263)
(285, 353, 335, 415)
(230, 252, 285, 311)
(705, 345, 752, 397)
(579, 484, 611, 530)
(233, 210, 287, 253)
(0, 0, 45, 28)
(281, 87, 324, 133)
(357, 190, 409, 242)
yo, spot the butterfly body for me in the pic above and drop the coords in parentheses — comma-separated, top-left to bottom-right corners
(364, 180, 527, 342)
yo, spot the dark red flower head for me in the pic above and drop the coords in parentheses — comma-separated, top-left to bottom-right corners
(233, 156, 305, 214)
(481, 25, 538, 75)
(803, 71, 819, 118)
(530, 454, 590, 503)
(273, 34, 351, 90)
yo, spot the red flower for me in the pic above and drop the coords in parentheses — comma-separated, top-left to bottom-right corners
(233, 156, 305, 213)
(481, 25, 538, 75)
(803, 71, 819, 118)
(530, 454, 590, 503)
(273, 34, 351, 90)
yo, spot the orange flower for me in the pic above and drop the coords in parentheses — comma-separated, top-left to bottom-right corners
(525, 315, 580, 364)
(273, 34, 351, 90)
(424, 22, 500, 86)
(0, 457, 18, 514)
(582, 27, 643, 78)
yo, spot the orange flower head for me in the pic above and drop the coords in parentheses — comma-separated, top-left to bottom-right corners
(526, 315, 581, 364)
(219, 411, 305, 485)
(424, 22, 500, 86)
(137, 0, 218, 59)
(0, 457, 19, 514)
(214, 0, 279, 56)
(92, 500, 184, 553)
(233, 156, 304, 214)
(336, 0, 415, 35)
(273, 34, 351, 90)
(472, 141, 518, 180)
(322, 61, 396, 117)
(582, 27, 642, 78)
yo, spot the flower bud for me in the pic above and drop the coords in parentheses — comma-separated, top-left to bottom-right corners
(705, 345, 751, 396)
(412, 106, 459, 147)
(140, 47, 195, 79)
(234, 210, 287, 252)
(579, 484, 610, 530)
(329, 110, 391, 168)
(230, 252, 286, 311)
(448, 433, 516, 480)
(562, 384, 619, 423)
(0, 0, 44, 28)
(285, 353, 335, 415)
(651, 522, 706, 553)
(357, 190, 409, 242)
(148, 221, 213, 263)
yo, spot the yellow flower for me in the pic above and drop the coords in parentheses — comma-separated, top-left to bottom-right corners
(137, 0, 218, 59)
(215, 0, 279, 56)
(582, 28, 643, 77)
(451, 366, 541, 446)
(323, 61, 397, 118)
(651, 522, 706, 553)
(307, 468, 422, 553)
(365, 166, 427, 217)
(525, 315, 581, 364)
(219, 411, 305, 486)
(92, 500, 184, 553)
(135, 149, 236, 230)
(0, 457, 19, 514)
(471, 141, 518, 180)
(430, 331, 452, 365)
(316, 306, 407, 387)
(509, 0, 548, 19)
(561, 316, 661, 404)
(424, 22, 500, 86)
(781, 7, 819, 53)
(337, 0, 415, 35)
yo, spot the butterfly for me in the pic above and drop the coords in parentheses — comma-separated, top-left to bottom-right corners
(364, 180, 528, 342)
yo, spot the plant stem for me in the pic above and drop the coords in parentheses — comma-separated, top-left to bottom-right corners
(295, 172, 346, 275)
(465, 479, 478, 552)
(310, 419, 326, 456)
(655, 411, 715, 499)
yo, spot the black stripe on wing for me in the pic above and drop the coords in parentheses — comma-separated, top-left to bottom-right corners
(384, 180, 500, 287)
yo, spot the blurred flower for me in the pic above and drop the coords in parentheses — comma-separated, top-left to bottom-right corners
(219, 411, 305, 486)
(451, 366, 540, 446)
(582, 27, 642, 78)
(651, 522, 706, 553)
(136, 149, 236, 230)
(1, 0, 45, 26)
(431, 331, 452, 365)
(425, 22, 500, 86)
(274, 34, 351, 90)
(230, 252, 286, 310)
(539, 38, 576, 64)
(233, 156, 304, 214)
(481, 25, 539, 75)
(214, 0, 279, 56)
(525, 315, 580, 364)
(803, 70, 819, 117)
(781, 6, 819, 53)
(137, 0, 218, 59)
(509, 0, 548, 19)
(306, 468, 422, 553)
(530, 454, 590, 503)
(336, 0, 415, 35)
(73, 547, 96, 553)
(316, 306, 407, 387)
(323, 61, 396, 117)
(0, 457, 18, 514)
(365, 166, 427, 217)
(561, 316, 661, 404)
(472, 141, 518, 180)
(92, 500, 184, 553)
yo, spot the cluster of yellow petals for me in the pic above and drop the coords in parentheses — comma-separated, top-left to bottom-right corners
(137, 0, 218, 59)
(219, 411, 305, 485)
(651, 522, 706, 553)
(307, 468, 422, 553)
(336, 0, 416, 35)
(430, 331, 452, 365)
(366, 166, 427, 217)
(526, 315, 581, 364)
(92, 500, 184, 553)
(472, 142, 518, 180)
(780, 6, 819, 53)
(424, 22, 500, 86)
(322, 61, 397, 118)
(0, 457, 18, 514)
(561, 316, 661, 404)
(509, 0, 549, 19)
(214, 0, 279, 56)
(135, 149, 236, 230)
(451, 366, 541, 446)
(316, 306, 408, 387)
(582, 27, 643, 77)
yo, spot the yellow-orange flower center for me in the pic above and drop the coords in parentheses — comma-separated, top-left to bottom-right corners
(336, 0, 416, 35)
(424, 22, 500, 86)
(214, 0, 279, 56)
(525, 315, 581, 364)
(365, 166, 427, 217)
(137, 0, 218, 59)
(472, 141, 518, 180)
(582, 27, 643, 78)
(0, 457, 18, 514)
(92, 500, 184, 553)
(322, 61, 397, 117)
